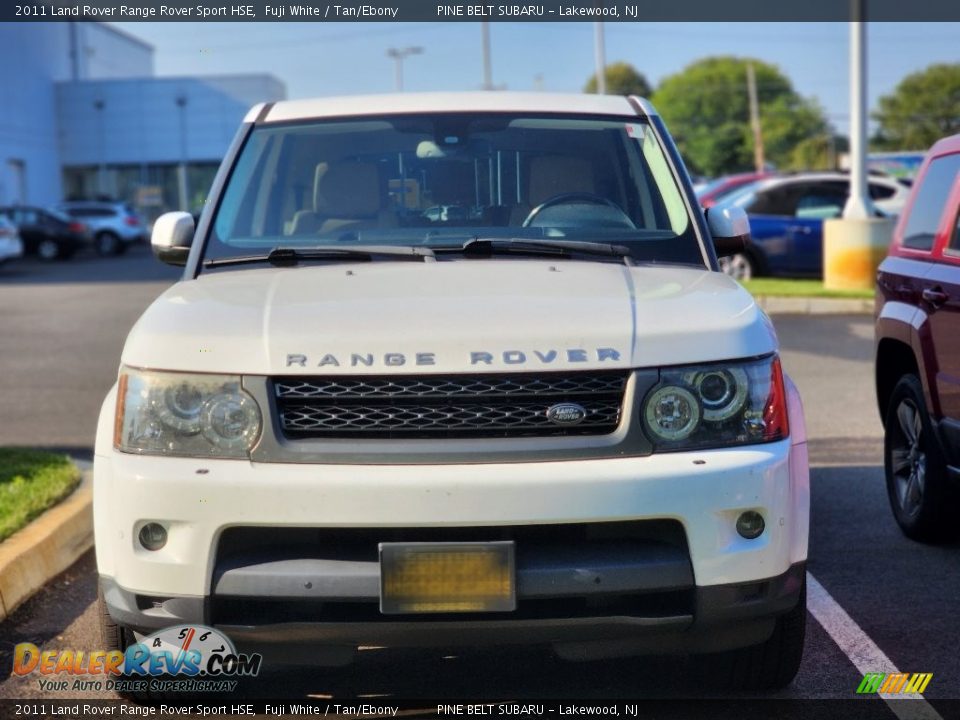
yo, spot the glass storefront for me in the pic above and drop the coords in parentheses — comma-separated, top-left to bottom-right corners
(62, 163, 219, 224)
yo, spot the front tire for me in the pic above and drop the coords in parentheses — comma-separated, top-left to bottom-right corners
(96, 232, 122, 256)
(719, 252, 757, 281)
(884, 374, 955, 542)
(99, 585, 176, 702)
(37, 238, 62, 261)
(98, 584, 131, 654)
(697, 583, 806, 690)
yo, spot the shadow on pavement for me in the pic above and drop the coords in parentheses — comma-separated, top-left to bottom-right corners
(0, 245, 181, 286)
(772, 314, 874, 365)
(9, 446, 95, 463)
(808, 437, 882, 466)
(0, 552, 99, 691)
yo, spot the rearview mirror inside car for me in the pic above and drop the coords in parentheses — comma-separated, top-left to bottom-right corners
(151, 211, 195, 266)
(706, 205, 750, 258)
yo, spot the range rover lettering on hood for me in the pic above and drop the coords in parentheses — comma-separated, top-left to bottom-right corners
(286, 348, 624, 369)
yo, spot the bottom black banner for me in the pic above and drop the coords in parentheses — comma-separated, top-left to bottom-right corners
(1, 699, 956, 720)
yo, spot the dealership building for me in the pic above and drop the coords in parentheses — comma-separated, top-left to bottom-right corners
(0, 22, 285, 217)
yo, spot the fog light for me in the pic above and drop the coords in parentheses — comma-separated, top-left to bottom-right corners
(736, 511, 765, 539)
(138, 523, 167, 551)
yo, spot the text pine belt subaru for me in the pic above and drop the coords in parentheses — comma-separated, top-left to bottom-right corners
(94, 92, 810, 690)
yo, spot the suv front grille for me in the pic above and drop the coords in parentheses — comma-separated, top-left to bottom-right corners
(273, 371, 627, 439)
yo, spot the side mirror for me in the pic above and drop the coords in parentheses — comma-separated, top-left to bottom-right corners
(706, 205, 750, 258)
(151, 211, 194, 266)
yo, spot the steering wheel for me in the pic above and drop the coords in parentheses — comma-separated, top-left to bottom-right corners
(521, 192, 636, 229)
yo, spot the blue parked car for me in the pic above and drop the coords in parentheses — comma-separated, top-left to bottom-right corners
(717, 173, 909, 279)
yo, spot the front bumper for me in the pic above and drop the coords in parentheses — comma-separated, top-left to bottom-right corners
(101, 562, 805, 663)
(95, 439, 807, 590)
(94, 378, 809, 660)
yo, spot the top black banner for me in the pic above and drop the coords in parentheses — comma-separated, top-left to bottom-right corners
(6, 0, 960, 22)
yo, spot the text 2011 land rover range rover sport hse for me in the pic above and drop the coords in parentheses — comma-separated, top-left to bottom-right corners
(94, 92, 810, 691)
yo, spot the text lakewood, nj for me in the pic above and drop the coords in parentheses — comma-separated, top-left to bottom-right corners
(437, 5, 637, 16)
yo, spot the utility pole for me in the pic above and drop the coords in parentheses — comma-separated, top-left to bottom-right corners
(481, 22, 493, 90)
(387, 46, 423, 92)
(746, 63, 765, 172)
(593, 22, 606, 94)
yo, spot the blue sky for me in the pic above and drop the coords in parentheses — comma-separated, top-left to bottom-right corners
(111, 21, 958, 137)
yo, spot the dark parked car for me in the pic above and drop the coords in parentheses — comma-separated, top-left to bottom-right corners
(720, 173, 909, 279)
(0, 206, 90, 260)
(875, 133, 960, 541)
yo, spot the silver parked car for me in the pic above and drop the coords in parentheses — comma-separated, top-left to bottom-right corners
(0, 215, 23, 266)
(57, 201, 147, 256)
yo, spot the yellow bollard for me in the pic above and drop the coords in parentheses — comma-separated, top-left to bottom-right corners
(822, 217, 896, 291)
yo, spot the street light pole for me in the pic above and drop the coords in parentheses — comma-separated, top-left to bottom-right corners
(844, 0, 873, 219)
(593, 22, 606, 94)
(823, 0, 892, 292)
(175, 94, 189, 213)
(481, 22, 493, 90)
(93, 99, 106, 197)
(387, 46, 423, 92)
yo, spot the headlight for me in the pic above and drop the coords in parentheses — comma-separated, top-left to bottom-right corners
(641, 355, 788, 452)
(643, 385, 702, 441)
(114, 367, 262, 458)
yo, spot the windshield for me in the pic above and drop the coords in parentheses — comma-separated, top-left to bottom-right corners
(205, 113, 703, 267)
(45, 208, 74, 223)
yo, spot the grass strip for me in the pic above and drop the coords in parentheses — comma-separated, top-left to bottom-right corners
(0, 448, 81, 543)
(742, 278, 874, 299)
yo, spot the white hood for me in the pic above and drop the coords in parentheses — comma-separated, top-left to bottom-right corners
(121, 260, 776, 375)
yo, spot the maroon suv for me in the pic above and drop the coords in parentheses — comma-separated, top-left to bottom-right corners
(876, 134, 960, 541)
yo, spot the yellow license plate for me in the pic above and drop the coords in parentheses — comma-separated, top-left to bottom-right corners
(379, 542, 516, 614)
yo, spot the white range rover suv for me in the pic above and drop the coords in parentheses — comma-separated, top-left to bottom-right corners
(94, 92, 810, 690)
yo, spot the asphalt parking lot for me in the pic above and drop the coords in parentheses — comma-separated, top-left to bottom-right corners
(1, 248, 959, 714)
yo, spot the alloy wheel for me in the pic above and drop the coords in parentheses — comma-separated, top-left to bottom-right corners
(37, 239, 59, 260)
(890, 398, 926, 519)
(719, 253, 753, 281)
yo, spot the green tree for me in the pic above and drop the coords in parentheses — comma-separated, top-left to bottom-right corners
(789, 133, 849, 171)
(873, 63, 960, 151)
(584, 62, 652, 97)
(651, 57, 830, 177)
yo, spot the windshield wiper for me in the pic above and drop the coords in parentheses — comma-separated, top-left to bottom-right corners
(434, 238, 634, 265)
(204, 245, 435, 268)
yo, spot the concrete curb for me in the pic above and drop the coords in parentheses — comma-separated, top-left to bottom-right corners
(0, 470, 93, 621)
(756, 295, 873, 315)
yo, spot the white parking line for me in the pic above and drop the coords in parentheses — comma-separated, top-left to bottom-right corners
(806, 572, 943, 719)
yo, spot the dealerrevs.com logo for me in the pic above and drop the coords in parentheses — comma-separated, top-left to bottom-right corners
(13, 625, 261, 693)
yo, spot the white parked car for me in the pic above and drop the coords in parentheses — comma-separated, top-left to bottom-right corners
(94, 93, 810, 692)
(57, 200, 147, 256)
(0, 215, 23, 265)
